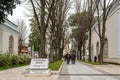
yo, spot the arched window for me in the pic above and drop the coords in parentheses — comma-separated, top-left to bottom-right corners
(9, 35, 14, 53)
(103, 38, 108, 58)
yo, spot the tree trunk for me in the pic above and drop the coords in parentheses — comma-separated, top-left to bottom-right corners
(78, 39, 80, 60)
(80, 46, 82, 60)
(39, 33, 46, 58)
(39, 0, 46, 58)
(59, 37, 64, 60)
(88, 28, 92, 61)
(83, 42, 85, 61)
(79, 38, 82, 60)
(99, 38, 104, 63)
(99, 19, 106, 63)
(49, 46, 53, 62)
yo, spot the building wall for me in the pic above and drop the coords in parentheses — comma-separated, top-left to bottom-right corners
(0, 18, 19, 54)
(91, 5, 120, 63)
(2, 30, 18, 54)
(13, 35, 18, 54)
(91, 27, 99, 61)
(106, 8, 119, 58)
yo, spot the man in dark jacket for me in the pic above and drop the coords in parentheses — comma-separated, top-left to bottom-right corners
(94, 55, 97, 62)
(71, 53, 76, 64)
(65, 52, 71, 64)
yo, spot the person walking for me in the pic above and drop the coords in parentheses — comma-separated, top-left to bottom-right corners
(71, 51, 76, 64)
(94, 55, 97, 62)
(65, 52, 71, 64)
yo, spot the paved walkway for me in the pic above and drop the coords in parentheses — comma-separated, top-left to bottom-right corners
(0, 61, 120, 80)
(93, 64, 120, 74)
(58, 61, 120, 80)
(0, 66, 58, 80)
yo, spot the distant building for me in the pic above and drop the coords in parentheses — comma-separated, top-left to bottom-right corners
(19, 43, 30, 54)
(20, 45, 28, 54)
(0, 18, 19, 54)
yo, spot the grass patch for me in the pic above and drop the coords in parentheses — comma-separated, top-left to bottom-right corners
(49, 59, 63, 71)
(104, 62, 120, 65)
(80, 60, 108, 65)
(0, 63, 29, 71)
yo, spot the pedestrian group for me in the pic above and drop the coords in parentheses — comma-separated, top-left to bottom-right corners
(63, 50, 76, 64)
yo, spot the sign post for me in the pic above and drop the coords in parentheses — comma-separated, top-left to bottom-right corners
(29, 58, 50, 74)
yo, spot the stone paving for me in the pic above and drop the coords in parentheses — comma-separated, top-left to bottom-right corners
(93, 64, 120, 74)
(58, 61, 120, 80)
(0, 61, 120, 80)
(0, 66, 59, 80)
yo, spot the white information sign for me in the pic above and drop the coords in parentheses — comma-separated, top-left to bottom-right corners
(30, 58, 48, 69)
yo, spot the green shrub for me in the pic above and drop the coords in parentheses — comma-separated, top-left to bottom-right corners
(49, 59, 63, 70)
(0, 53, 31, 67)
(0, 54, 12, 67)
(11, 54, 19, 65)
(18, 54, 30, 64)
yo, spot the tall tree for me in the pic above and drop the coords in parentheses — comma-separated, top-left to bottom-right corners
(48, 0, 70, 61)
(95, 0, 117, 63)
(0, 0, 20, 23)
(86, 0, 96, 61)
(14, 19, 27, 53)
(74, 0, 88, 60)
(29, 0, 55, 58)
(29, 18, 40, 52)
(68, 11, 89, 60)
(29, 0, 70, 58)
(73, 0, 97, 61)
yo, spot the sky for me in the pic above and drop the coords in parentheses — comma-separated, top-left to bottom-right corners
(7, 5, 30, 28)
(6, 0, 113, 44)
(7, 0, 113, 26)
(8, 5, 25, 20)
(7, 5, 31, 43)
(7, 1, 75, 37)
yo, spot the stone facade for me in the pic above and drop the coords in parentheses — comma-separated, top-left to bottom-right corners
(86, 1, 120, 64)
(0, 18, 19, 54)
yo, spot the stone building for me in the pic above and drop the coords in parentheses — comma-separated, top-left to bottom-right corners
(0, 18, 19, 54)
(86, 1, 120, 64)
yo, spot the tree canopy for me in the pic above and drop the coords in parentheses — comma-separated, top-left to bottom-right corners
(29, 18, 40, 52)
(0, 0, 20, 23)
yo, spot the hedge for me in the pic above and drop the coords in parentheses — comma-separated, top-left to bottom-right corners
(0, 53, 31, 67)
